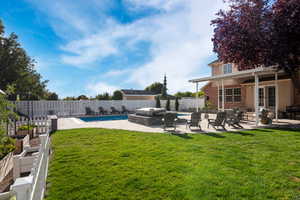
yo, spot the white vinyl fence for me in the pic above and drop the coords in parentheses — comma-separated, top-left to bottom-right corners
(13, 98, 205, 117)
(0, 116, 54, 200)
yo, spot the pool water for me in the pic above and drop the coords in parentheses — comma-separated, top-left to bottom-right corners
(79, 115, 128, 122)
(79, 113, 190, 122)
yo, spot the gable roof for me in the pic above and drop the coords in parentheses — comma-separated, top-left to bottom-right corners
(121, 89, 157, 96)
(208, 59, 221, 66)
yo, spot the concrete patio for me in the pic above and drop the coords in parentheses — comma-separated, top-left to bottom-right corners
(58, 114, 300, 134)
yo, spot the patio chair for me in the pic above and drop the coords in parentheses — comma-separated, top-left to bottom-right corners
(226, 112, 243, 128)
(207, 112, 226, 130)
(111, 106, 121, 114)
(162, 112, 177, 131)
(186, 112, 202, 130)
(85, 107, 95, 115)
(98, 106, 108, 115)
(121, 105, 130, 114)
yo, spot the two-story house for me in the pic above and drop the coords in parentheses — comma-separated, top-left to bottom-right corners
(189, 60, 300, 123)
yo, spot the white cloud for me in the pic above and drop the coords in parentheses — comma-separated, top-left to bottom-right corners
(102, 69, 132, 78)
(86, 82, 120, 96)
(28, 0, 228, 94)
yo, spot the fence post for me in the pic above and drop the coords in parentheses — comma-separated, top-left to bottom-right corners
(11, 176, 33, 200)
(48, 115, 58, 132)
(13, 155, 21, 181)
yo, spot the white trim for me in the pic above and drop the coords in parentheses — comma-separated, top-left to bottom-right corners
(189, 66, 279, 83)
(222, 79, 225, 111)
(241, 78, 291, 86)
(275, 73, 279, 121)
(255, 74, 259, 126)
(0, 89, 5, 95)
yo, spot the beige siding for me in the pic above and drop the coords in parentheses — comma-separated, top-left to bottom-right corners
(242, 79, 293, 111)
(123, 96, 156, 100)
(278, 80, 293, 111)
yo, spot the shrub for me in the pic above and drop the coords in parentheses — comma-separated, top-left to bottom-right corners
(166, 98, 170, 111)
(18, 125, 37, 131)
(0, 135, 15, 159)
(155, 96, 161, 108)
(175, 97, 179, 111)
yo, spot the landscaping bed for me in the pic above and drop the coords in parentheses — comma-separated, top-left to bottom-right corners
(46, 128, 300, 200)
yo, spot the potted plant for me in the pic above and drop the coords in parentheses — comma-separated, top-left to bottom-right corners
(17, 125, 37, 139)
(260, 109, 272, 125)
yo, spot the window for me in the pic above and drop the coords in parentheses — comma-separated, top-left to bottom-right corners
(259, 88, 264, 106)
(225, 88, 233, 102)
(223, 64, 232, 74)
(233, 88, 241, 102)
(268, 87, 275, 107)
(218, 88, 241, 103)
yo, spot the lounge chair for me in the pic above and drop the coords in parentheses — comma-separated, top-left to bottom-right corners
(186, 112, 202, 130)
(226, 110, 243, 128)
(98, 107, 108, 115)
(162, 113, 177, 131)
(85, 107, 95, 115)
(121, 105, 130, 114)
(110, 106, 121, 114)
(207, 112, 226, 130)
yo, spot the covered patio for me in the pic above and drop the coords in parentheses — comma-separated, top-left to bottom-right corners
(190, 66, 286, 126)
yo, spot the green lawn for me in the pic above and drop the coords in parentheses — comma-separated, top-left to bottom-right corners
(46, 128, 300, 200)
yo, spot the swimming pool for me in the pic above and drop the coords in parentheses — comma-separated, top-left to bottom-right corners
(78, 113, 190, 122)
(79, 115, 128, 122)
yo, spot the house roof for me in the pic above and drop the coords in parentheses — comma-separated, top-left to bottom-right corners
(208, 59, 220, 66)
(121, 89, 157, 96)
(0, 89, 5, 95)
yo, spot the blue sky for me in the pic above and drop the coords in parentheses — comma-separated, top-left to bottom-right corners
(0, 0, 227, 98)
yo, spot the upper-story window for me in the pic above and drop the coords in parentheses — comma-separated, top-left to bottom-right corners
(223, 63, 232, 74)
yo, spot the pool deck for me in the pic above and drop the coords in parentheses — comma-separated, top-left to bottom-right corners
(58, 114, 300, 134)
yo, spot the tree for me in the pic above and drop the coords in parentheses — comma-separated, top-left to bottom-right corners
(193, 91, 205, 98)
(175, 91, 205, 98)
(161, 74, 168, 98)
(145, 82, 163, 94)
(63, 96, 77, 100)
(77, 95, 89, 100)
(0, 88, 17, 159)
(165, 98, 170, 111)
(95, 93, 110, 100)
(46, 92, 59, 100)
(175, 91, 194, 98)
(211, 0, 300, 88)
(155, 96, 161, 108)
(0, 20, 49, 100)
(112, 90, 123, 100)
(175, 97, 179, 111)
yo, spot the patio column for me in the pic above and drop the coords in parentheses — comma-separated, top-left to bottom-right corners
(222, 79, 225, 111)
(254, 74, 259, 126)
(275, 72, 279, 122)
(217, 81, 220, 111)
(196, 82, 199, 112)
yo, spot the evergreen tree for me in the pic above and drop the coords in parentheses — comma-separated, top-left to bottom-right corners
(175, 97, 179, 111)
(161, 74, 168, 98)
(155, 96, 161, 108)
(165, 98, 170, 111)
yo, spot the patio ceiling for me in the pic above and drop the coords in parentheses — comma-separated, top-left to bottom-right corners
(189, 66, 282, 83)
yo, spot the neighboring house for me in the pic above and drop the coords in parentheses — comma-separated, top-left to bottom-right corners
(190, 60, 300, 113)
(121, 89, 158, 100)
